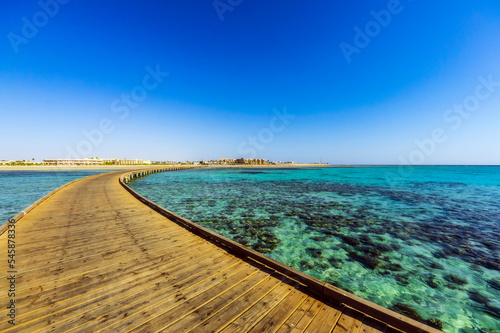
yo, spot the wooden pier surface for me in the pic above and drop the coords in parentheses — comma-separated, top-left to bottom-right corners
(0, 167, 441, 332)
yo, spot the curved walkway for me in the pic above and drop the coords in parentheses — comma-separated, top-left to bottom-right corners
(0, 168, 440, 332)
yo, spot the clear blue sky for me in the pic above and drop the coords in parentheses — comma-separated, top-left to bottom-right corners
(1, 0, 499, 164)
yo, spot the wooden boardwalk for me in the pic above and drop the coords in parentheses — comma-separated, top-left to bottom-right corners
(0, 167, 441, 332)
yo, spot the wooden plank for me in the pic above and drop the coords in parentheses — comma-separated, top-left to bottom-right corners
(98, 264, 260, 332)
(1, 251, 234, 332)
(304, 302, 343, 333)
(192, 274, 284, 333)
(15, 232, 199, 276)
(16, 231, 203, 275)
(16, 222, 187, 253)
(10, 238, 206, 292)
(50, 260, 245, 333)
(332, 307, 365, 333)
(287, 298, 325, 333)
(52, 260, 245, 333)
(0, 238, 208, 299)
(137, 269, 274, 332)
(219, 280, 297, 333)
(248, 286, 308, 333)
(276, 296, 318, 333)
(11, 240, 219, 304)
(0, 173, 101, 235)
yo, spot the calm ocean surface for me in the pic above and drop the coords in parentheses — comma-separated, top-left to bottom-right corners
(129, 166, 500, 333)
(0, 170, 114, 223)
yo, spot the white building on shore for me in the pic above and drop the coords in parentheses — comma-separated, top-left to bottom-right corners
(43, 158, 151, 166)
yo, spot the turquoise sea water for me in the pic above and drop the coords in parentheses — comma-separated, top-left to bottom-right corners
(129, 166, 500, 333)
(0, 170, 114, 223)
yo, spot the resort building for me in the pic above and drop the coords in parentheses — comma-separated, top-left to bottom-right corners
(219, 158, 236, 165)
(115, 159, 152, 165)
(1, 160, 40, 165)
(43, 158, 151, 165)
(43, 158, 108, 165)
(219, 158, 268, 165)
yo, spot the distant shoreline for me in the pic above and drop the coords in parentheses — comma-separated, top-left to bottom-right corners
(207, 164, 331, 168)
(0, 164, 331, 171)
(2, 164, 498, 171)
